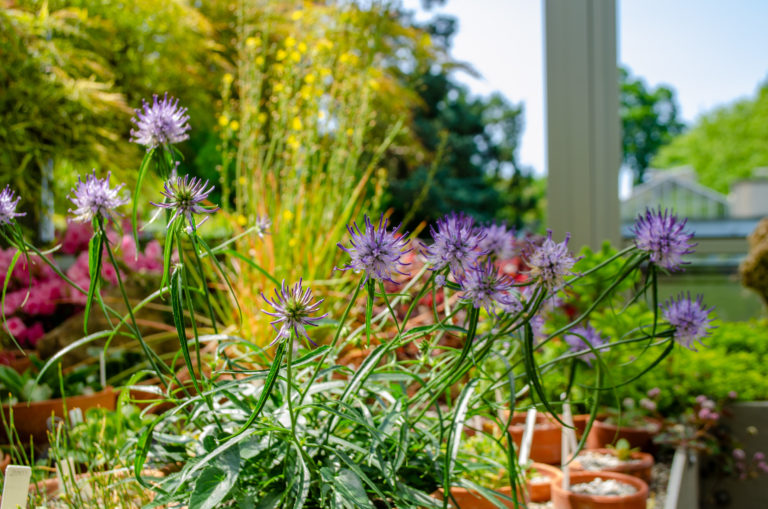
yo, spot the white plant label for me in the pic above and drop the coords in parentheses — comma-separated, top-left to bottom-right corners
(518, 408, 537, 465)
(1, 465, 31, 509)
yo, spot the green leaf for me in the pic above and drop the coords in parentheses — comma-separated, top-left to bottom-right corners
(189, 466, 235, 509)
(132, 147, 155, 249)
(1, 249, 23, 351)
(84, 231, 104, 333)
(332, 469, 374, 509)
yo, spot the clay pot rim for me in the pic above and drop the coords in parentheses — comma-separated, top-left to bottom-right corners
(1, 386, 115, 410)
(593, 416, 662, 433)
(550, 470, 649, 502)
(575, 448, 653, 463)
(529, 462, 562, 479)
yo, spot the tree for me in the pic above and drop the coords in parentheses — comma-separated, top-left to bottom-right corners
(653, 82, 768, 194)
(385, 14, 537, 230)
(620, 66, 685, 185)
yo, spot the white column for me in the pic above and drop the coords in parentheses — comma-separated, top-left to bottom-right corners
(544, 0, 621, 250)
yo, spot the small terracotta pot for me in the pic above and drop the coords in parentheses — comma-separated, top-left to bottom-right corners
(586, 418, 661, 452)
(433, 486, 528, 509)
(570, 449, 654, 483)
(0, 453, 10, 474)
(1, 387, 116, 444)
(509, 412, 562, 464)
(527, 462, 562, 502)
(550, 471, 649, 509)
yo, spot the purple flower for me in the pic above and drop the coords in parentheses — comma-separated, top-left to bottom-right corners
(151, 175, 219, 232)
(733, 449, 747, 461)
(525, 230, 577, 290)
(563, 324, 607, 365)
(130, 93, 191, 149)
(435, 275, 447, 288)
(255, 215, 271, 238)
(69, 171, 128, 223)
(261, 279, 327, 345)
(456, 260, 514, 313)
(639, 398, 657, 412)
(424, 212, 485, 276)
(632, 208, 696, 271)
(0, 186, 25, 226)
(478, 222, 517, 260)
(337, 215, 411, 284)
(662, 293, 714, 350)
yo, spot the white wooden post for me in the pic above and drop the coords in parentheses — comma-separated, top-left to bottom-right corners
(544, 0, 621, 250)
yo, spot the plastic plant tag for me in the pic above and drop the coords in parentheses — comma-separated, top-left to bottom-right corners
(69, 408, 83, 427)
(1, 465, 31, 509)
(518, 408, 537, 465)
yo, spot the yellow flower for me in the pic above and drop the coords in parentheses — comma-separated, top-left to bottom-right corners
(368, 78, 380, 91)
(245, 36, 261, 48)
(274, 82, 284, 93)
(300, 86, 312, 101)
(255, 56, 265, 66)
(285, 36, 297, 48)
(346, 128, 354, 136)
(283, 209, 294, 221)
(319, 67, 331, 77)
(237, 215, 248, 226)
(288, 238, 298, 247)
(218, 115, 229, 127)
(318, 111, 326, 120)
(291, 10, 303, 21)
(287, 135, 299, 150)
(230, 120, 240, 131)
(238, 176, 247, 185)
(290, 51, 301, 63)
(223, 73, 234, 85)
(292, 117, 303, 131)
(276, 49, 287, 61)
(298, 42, 307, 54)
(257, 112, 268, 124)
(304, 74, 316, 84)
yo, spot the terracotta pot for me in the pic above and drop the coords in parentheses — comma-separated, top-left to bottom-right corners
(509, 412, 562, 464)
(1, 387, 116, 444)
(572, 414, 607, 440)
(527, 462, 562, 502)
(550, 471, 649, 509)
(433, 486, 528, 509)
(586, 418, 661, 452)
(570, 449, 654, 483)
(0, 453, 10, 474)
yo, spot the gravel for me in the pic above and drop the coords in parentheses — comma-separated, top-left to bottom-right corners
(569, 477, 638, 496)
(576, 451, 641, 470)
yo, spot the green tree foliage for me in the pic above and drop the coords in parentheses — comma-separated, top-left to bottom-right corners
(620, 66, 685, 185)
(654, 83, 768, 193)
(386, 14, 537, 230)
(0, 0, 226, 223)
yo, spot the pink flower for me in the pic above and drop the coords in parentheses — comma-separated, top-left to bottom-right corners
(3, 317, 26, 338)
(729, 391, 738, 399)
(647, 387, 661, 399)
(695, 395, 707, 404)
(24, 322, 45, 347)
(758, 461, 768, 474)
(754, 452, 766, 462)
(60, 221, 92, 254)
(640, 398, 657, 412)
(733, 449, 746, 461)
(698, 408, 711, 420)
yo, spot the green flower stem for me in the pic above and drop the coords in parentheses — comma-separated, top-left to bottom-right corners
(378, 281, 401, 336)
(100, 222, 170, 391)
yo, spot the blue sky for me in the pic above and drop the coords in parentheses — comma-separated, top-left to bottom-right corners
(402, 0, 768, 177)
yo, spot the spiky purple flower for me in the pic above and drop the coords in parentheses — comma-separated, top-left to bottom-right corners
(564, 324, 607, 365)
(457, 260, 515, 313)
(255, 215, 271, 238)
(151, 175, 219, 232)
(632, 208, 696, 271)
(662, 293, 714, 350)
(130, 93, 191, 149)
(337, 215, 411, 284)
(424, 212, 486, 275)
(525, 230, 577, 290)
(262, 279, 327, 345)
(479, 222, 517, 260)
(68, 171, 128, 223)
(0, 186, 25, 226)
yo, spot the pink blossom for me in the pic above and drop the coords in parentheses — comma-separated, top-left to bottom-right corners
(3, 316, 26, 338)
(733, 449, 746, 461)
(640, 398, 657, 411)
(755, 452, 766, 462)
(729, 391, 738, 399)
(647, 387, 661, 399)
(698, 408, 711, 420)
(758, 461, 768, 474)
(695, 395, 707, 404)
(60, 221, 92, 254)
(24, 322, 45, 347)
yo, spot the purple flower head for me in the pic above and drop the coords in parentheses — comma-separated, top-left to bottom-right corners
(337, 215, 411, 284)
(130, 93, 191, 149)
(435, 274, 447, 288)
(662, 293, 714, 350)
(563, 324, 607, 365)
(525, 230, 577, 290)
(0, 186, 25, 226)
(457, 260, 515, 314)
(68, 171, 128, 224)
(151, 174, 219, 232)
(261, 279, 327, 345)
(255, 215, 272, 238)
(632, 208, 696, 271)
(478, 222, 517, 260)
(424, 212, 486, 275)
